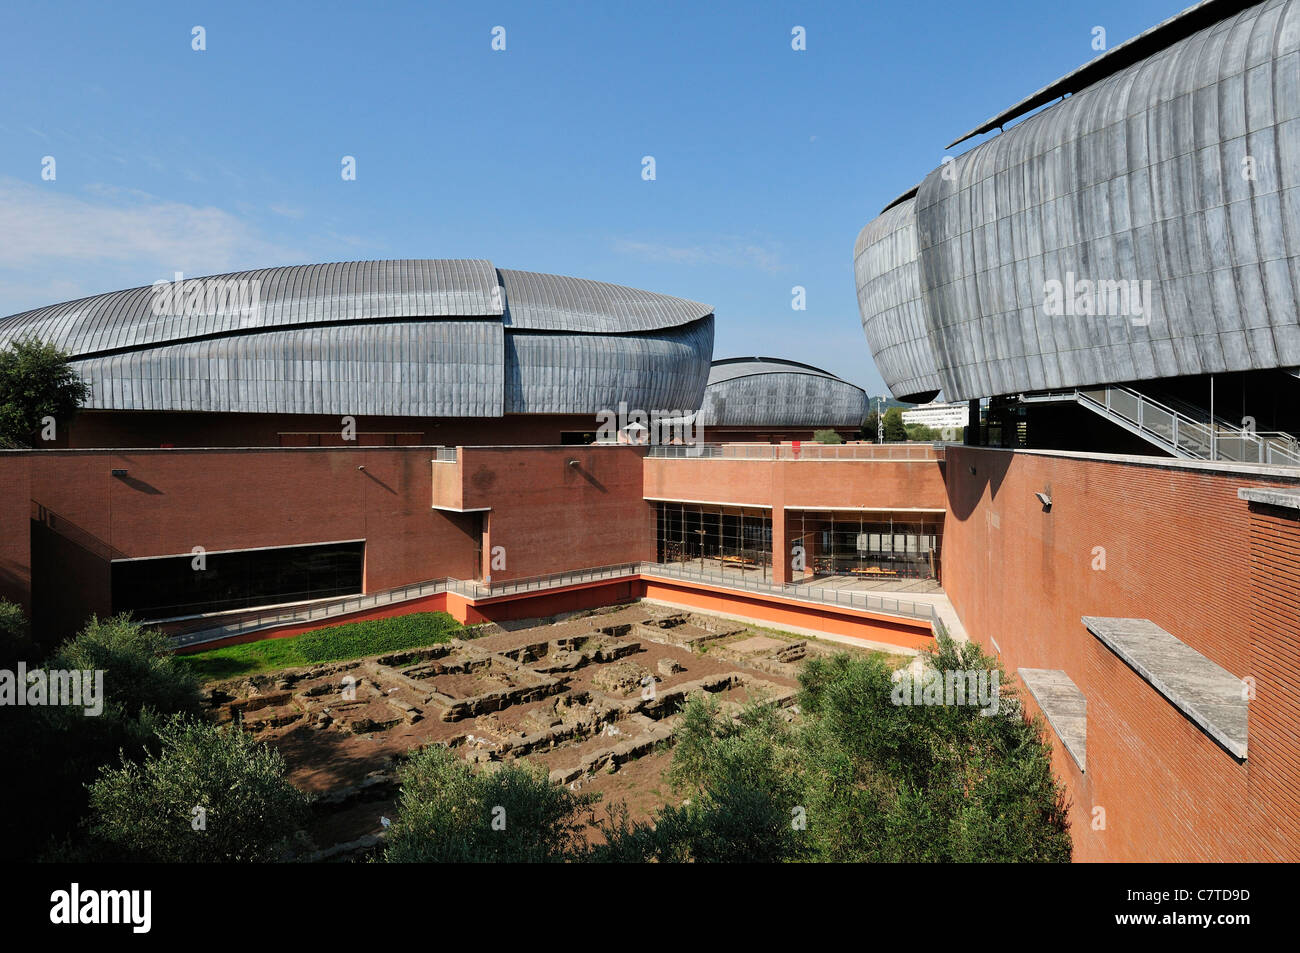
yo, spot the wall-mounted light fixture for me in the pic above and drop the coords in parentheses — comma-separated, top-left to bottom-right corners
(357, 465, 366, 471)
(1035, 491, 1052, 512)
(567, 459, 580, 467)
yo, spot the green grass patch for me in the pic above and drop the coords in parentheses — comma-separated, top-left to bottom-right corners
(176, 611, 469, 682)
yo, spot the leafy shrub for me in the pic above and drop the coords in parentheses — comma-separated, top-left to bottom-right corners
(384, 745, 595, 863)
(812, 429, 843, 444)
(0, 599, 35, 669)
(50, 614, 201, 719)
(86, 715, 310, 862)
(646, 640, 1071, 863)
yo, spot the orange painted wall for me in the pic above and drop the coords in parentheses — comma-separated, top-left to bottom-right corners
(172, 573, 929, 655)
(641, 578, 934, 650)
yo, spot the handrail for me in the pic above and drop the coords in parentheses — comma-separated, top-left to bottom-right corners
(638, 560, 939, 623)
(646, 443, 942, 461)
(169, 577, 450, 648)
(1023, 386, 1300, 466)
(168, 559, 940, 648)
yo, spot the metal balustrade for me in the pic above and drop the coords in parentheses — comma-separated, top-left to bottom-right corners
(646, 443, 942, 461)
(169, 578, 450, 648)
(639, 560, 939, 623)
(168, 559, 939, 648)
(1022, 385, 1300, 466)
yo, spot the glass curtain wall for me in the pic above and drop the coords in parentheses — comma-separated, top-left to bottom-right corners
(790, 510, 942, 582)
(654, 502, 773, 582)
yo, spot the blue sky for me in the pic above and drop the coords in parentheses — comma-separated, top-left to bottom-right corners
(1, 0, 1187, 397)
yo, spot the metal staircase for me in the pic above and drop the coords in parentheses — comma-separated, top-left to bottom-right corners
(1019, 384, 1300, 466)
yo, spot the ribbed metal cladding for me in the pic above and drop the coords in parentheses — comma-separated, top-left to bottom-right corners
(699, 358, 869, 427)
(498, 268, 713, 333)
(503, 317, 714, 414)
(0, 259, 502, 359)
(0, 259, 717, 419)
(857, 0, 1300, 403)
(73, 320, 504, 417)
(854, 198, 942, 403)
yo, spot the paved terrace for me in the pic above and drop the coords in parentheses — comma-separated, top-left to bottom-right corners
(166, 561, 967, 650)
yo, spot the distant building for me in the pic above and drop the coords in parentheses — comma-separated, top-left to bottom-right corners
(854, 0, 1300, 465)
(901, 401, 968, 430)
(699, 357, 869, 443)
(0, 260, 715, 449)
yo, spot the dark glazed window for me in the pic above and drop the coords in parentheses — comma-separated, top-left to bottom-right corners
(112, 541, 364, 619)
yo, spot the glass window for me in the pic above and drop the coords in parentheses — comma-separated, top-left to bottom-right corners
(112, 541, 364, 619)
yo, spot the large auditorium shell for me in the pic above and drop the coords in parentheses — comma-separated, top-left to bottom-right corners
(855, 0, 1300, 404)
(699, 357, 869, 440)
(0, 260, 714, 446)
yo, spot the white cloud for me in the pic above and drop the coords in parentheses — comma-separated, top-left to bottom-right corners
(0, 177, 308, 311)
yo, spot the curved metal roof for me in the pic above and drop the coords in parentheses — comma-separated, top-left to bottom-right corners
(701, 358, 869, 427)
(853, 199, 942, 404)
(0, 259, 716, 419)
(78, 320, 504, 417)
(497, 268, 712, 333)
(0, 259, 502, 359)
(505, 319, 714, 414)
(0, 260, 715, 358)
(857, 0, 1300, 403)
(947, 0, 1255, 148)
(706, 357, 845, 386)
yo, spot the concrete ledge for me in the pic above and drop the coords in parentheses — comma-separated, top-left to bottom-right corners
(1018, 668, 1086, 772)
(1082, 616, 1248, 760)
(1237, 486, 1300, 512)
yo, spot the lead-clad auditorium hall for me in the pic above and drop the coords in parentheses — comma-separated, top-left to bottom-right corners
(2, 0, 1300, 863)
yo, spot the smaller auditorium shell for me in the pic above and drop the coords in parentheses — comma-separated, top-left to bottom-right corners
(0, 260, 715, 421)
(855, 0, 1300, 403)
(699, 357, 869, 429)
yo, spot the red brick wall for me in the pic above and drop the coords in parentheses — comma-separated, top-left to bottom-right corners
(643, 455, 947, 513)
(459, 446, 655, 581)
(1245, 502, 1300, 860)
(943, 446, 1300, 861)
(1, 447, 482, 641)
(0, 455, 32, 611)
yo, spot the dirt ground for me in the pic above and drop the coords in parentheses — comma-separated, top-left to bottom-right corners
(202, 602, 894, 859)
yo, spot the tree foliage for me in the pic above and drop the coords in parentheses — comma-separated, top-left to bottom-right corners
(862, 411, 880, 441)
(51, 614, 202, 721)
(384, 745, 596, 862)
(0, 338, 89, 447)
(883, 407, 908, 442)
(604, 640, 1071, 863)
(0, 599, 35, 670)
(1, 614, 202, 861)
(86, 716, 310, 862)
(811, 429, 843, 445)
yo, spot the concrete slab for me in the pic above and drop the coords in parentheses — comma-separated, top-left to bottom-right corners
(1082, 616, 1248, 759)
(1019, 668, 1087, 772)
(1237, 486, 1300, 511)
